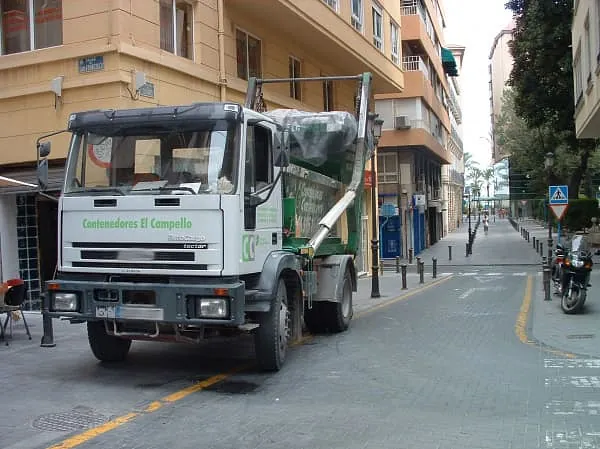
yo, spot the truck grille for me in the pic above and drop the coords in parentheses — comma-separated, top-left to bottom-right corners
(72, 242, 206, 271)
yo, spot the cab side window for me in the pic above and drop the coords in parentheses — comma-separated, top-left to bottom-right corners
(245, 124, 272, 193)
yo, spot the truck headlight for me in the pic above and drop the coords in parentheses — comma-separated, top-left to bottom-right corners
(200, 298, 228, 318)
(53, 293, 79, 311)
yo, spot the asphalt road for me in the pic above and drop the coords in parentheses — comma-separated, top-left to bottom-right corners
(4, 219, 600, 449)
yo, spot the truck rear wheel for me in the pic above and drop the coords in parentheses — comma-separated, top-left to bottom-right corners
(321, 270, 353, 333)
(305, 270, 353, 334)
(87, 321, 131, 362)
(255, 278, 289, 371)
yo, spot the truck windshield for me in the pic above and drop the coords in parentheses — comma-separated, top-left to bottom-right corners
(64, 121, 239, 195)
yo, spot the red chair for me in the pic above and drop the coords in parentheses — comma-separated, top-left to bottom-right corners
(1, 278, 31, 345)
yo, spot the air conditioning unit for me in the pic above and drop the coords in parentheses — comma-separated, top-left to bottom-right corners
(394, 115, 411, 130)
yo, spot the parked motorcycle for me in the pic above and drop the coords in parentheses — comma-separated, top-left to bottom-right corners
(560, 234, 594, 314)
(551, 243, 566, 295)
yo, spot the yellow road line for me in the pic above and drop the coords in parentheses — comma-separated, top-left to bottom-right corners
(47, 275, 450, 449)
(47, 365, 248, 449)
(355, 274, 454, 318)
(515, 275, 576, 358)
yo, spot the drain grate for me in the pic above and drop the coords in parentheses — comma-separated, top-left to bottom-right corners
(33, 406, 111, 432)
(566, 334, 595, 340)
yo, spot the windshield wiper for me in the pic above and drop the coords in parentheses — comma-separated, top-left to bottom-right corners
(133, 186, 197, 195)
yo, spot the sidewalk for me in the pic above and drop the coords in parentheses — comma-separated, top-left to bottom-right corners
(385, 217, 543, 267)
(531, 270, 600, 358)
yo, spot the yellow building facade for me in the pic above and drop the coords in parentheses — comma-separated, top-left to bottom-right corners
(0, 0, 404, 307)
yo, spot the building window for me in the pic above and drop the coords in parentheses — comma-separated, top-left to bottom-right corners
(351, 0, 363, 32)
(377, 153, 398, 184)
(0, 0, 62, 55)
(160, 0, 193, 59)
(236, 28, 262, 81)
(289, 56, 302, 100)
(322, 0, 339, 11)
(323, 78, 334, 111)
(16, 194, 40, 311)
(574, 46, 583, 104)
(596, 0, 600, 62)
(585, 15, 592, 82)
(372, 2, 383, 51)
(390, 21, 399, 64)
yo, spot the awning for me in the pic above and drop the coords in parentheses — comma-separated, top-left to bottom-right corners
(441, 48, 458, 77)
(0, 167, 64, 195)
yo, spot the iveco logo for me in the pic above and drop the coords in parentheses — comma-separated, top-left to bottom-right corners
(167, 234, 207, 243)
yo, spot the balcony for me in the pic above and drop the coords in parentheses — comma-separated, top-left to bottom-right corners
(378, 119, 451, 164)
(226, 0, 403, 94)
(402, 55, 429, 80)
(448, 83, 463, 124)
(451, 125, 463, 152)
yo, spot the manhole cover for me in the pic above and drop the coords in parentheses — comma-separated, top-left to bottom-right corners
(566, 334, 595, 340)
(33, 406, 110, 432)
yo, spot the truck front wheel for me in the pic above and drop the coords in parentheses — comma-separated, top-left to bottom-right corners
(255, 278, 289, 371)
(87, 321, 132, 362)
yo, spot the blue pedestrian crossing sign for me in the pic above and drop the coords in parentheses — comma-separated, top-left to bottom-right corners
(549, 185, 568, 205)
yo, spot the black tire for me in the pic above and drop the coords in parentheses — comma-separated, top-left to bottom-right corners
(320, 271, 353, 333)
(561, 286, 584, 314)
(87, 321, 132, 362)
(255, 278, 289, 372)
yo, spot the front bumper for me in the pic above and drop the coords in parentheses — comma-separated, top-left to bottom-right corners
(44, 279, 246, 326)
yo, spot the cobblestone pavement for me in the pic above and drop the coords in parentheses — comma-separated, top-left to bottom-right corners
(3, 221, 600, 448)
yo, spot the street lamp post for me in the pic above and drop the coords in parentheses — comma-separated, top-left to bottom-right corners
(545, 152, 554, 263)
(370, 116, 384, 298)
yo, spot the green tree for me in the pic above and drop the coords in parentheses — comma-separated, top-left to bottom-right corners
(505, 0, 598, 198)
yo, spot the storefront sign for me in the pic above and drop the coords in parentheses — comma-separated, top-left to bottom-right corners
(364, 170, 372, 188)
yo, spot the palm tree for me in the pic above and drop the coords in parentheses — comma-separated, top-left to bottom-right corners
(482, 167, 494, 198)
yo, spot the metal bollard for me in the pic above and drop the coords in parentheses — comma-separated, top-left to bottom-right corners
(432, 257, 437, 278)
(527, 230, 530, 242)
(409, 248, 413, 265)
(40, 293, 56, 348)
(419, 261, 424, 284)
(466, 242, 470, 257)
(401, 264, 407, 290)
(533, 236, 536, 248)
(543, 265, 552, 301)
(395, 256, 400, 273)
(416, 256, 421, 273)
(540, 242, 543, 256)
(448, 245, 452, 261)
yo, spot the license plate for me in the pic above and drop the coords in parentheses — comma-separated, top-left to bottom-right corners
(95, 305, 164, 321)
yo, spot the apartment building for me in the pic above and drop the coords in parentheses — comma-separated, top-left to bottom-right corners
(0, 0, 404, 308)
(572, 0, 600, 139)
(489, 20, 514, 163)
(374, 0, 463, 258)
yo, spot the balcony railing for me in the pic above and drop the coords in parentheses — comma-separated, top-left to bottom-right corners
(402, 55, 429, 80)
(449, 169, 464, 186)
(448, 83, 463, 124)
(451, 125, 463, 152)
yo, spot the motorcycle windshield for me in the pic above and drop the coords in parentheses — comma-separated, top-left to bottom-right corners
(570, 234, 592, 257)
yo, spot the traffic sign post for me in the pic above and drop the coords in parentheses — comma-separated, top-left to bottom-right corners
(549, 185, 568, 205)
(549, 185, 569, 245)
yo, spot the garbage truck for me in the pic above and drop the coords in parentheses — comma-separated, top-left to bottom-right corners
(36, 73, 376, 371)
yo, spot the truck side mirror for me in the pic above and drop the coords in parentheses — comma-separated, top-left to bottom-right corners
(38, 159, 49, 191)
(273, 130, 290, 168)
(38, 141, 51, 158)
